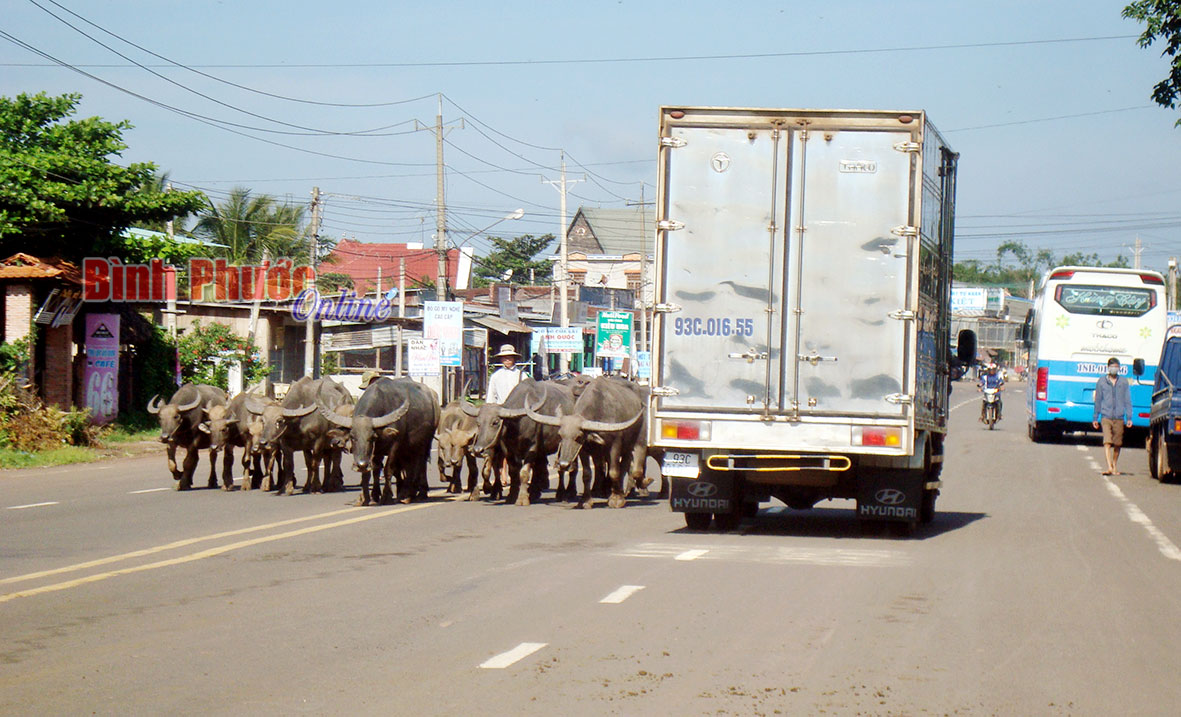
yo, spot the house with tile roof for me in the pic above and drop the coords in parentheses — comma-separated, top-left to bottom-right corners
(326, 239, 475, 297)
(556, 207, 655, 305)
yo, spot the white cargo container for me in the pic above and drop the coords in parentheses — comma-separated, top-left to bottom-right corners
(649, 107, 969, 532)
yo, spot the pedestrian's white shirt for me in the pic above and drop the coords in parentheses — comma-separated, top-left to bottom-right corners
(487, 367, 523, 404)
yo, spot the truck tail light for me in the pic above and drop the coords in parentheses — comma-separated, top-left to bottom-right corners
(852, 426, 902, 447)
(661, 420, 711, 441)
(1036, 367, 1049, 401)
(1139, 412, 1150, 419)
(1174, 418, 1181, 433)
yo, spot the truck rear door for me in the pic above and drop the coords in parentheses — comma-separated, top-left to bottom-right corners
(658, 116, 915, 419)
(787, 128, 912, 417)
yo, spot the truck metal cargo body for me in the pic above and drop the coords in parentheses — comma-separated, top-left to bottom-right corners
(649, 107, 960, 531)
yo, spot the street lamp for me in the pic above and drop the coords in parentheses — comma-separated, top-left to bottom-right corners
(446, 209, 525, 293)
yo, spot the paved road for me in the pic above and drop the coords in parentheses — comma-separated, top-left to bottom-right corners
(3, 384, 1180, 715)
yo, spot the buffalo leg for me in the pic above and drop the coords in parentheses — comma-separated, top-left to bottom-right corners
(505, 458, 522, 504)
(207, 447, 219, 489)
(178, 444, 200, 491)
(220, 446, 235, 490)
(516, 460, 533, 506)
(464, 454, 478, 498)
(577, 452, 595, 509)
(278, 447, 297, 495)
(607, 442, 627, 509)
(303, 450, 320, 493)
(357, 469, 374, 507)
(166, 443, 181, 482)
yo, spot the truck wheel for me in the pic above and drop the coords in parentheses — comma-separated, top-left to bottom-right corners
(1157, 431, 1174, 484)
(684, 512, 711, 531)
(920, 489, 937, 524)
(713, 511, 740, 532)
(1148, 428, 1160, 481)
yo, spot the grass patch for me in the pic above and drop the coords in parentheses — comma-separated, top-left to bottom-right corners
(102, 425, 158, 443)
(0, 445, 98, 469)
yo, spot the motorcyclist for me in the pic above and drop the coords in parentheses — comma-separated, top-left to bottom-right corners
(978, 362, 1005, 422)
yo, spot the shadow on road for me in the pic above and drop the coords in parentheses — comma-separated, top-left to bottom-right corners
(671, 507, 988, 541)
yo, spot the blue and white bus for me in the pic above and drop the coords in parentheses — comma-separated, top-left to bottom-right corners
(1024, 266, 1167, 442)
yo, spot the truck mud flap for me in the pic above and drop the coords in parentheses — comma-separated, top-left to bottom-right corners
(856, 470, 925, 523)
(670, 474, 734, 514)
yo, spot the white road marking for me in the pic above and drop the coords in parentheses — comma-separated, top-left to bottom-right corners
(1100, 475, 1181, 561)
(6, 502, 59, 510)
(129, 487, 171, 494)
(599, 585, 645, 604)
(622, 543, 908, 567)
(479, 642, 547, 669)
(674, 549, 709, 561)
(1075, 445, 1089, 452)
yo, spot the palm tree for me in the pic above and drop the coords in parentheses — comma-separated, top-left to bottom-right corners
(193, 187, 312, 264)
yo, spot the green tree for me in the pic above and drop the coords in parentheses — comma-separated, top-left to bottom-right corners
(472, 234, 556, 287)
(0, 92, 205, 261)
(192, 187, 301, 264)
(1124, 1, 1181, 124)
(955, 241, 1133, 296)
(177, 320, 268, 390)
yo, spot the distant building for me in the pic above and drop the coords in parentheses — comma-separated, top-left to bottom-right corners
(555, 207, 655, 308)
(326, 239, 474, 296)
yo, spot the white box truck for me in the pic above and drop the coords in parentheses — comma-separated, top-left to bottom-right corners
(649, 107, 970, 532)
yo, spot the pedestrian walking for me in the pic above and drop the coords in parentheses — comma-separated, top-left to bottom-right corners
(1092, 357, 1133, 476)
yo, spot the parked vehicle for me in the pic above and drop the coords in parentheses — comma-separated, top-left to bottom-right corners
(1147, 326, 1181, 482)
(1021, 266, 1166, 442)
(648, 106, 970, 533)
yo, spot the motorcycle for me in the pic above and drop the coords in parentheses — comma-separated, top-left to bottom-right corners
(982, 387, 1001, 429)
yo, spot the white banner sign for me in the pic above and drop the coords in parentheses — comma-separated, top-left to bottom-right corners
(408, 338, 440, 376)
(538, 327, 582, 354)
(424, 300, 463, 367)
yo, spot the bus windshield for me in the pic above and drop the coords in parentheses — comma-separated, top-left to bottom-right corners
(1053, 284, 1155, 318)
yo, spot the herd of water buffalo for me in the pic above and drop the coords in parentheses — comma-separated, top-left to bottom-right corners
(146, 374, 664, 509)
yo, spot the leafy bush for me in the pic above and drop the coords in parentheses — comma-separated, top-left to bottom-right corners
(177, 320, 269, 390)
(135, 324, 179, 407)
(321, 351, 340, 376)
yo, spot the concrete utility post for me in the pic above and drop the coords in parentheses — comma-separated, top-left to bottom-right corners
(415, 94, 463, 301)
(1169, 257, 1178, 311)
(303, 186, 321, 378)
(626, 184, 654, 354)
(543, 152, 585, 374)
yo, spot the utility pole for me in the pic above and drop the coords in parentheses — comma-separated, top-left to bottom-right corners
(303, 186, 321, 378)
(415, 94, 463, 301)
(164, 181, 178, 339)
(374, 266, 382, 371)
(1133, 235, 1143, 270)
(543, 151, 586, 374)
(1169, 257, 1178, 311)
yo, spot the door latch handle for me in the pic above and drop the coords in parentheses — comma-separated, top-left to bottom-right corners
(797, 354, 838, 366)
(728, 351, 768, 364)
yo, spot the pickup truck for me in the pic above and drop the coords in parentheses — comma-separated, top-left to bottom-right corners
(1147, 327, 1181, 482)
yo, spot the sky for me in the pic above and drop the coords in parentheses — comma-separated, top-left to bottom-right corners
(3, 0, 1180, 275)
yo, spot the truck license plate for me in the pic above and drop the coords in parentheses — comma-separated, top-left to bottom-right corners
(662, 451, 700, 478)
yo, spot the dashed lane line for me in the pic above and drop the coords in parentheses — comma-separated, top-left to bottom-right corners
(129, 487, 171, 494)
(6, 502, 59, 510)
(599, 585, 645, 604)
(1099, 475, 1181, 562)
(0, 502, 437, 603)
(621, 543, 909, 567)
(479, 642, 547, 669)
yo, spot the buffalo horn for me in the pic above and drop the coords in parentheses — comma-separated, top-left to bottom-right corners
(244, 397, 268, 415)
(282, 403, 317, 418)
(460, 401, 480, 417)
(498, 405, 527, 419)
(147, 395, 163, 414)
(317, 404, 354, 428)
(177, 395, 203, 412)
(523, 398, 561, 427)
(371, 400, 409, 429)
(581, 407, 644, 433)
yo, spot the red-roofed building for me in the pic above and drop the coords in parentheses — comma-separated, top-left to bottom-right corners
(325, 240, 474, 296)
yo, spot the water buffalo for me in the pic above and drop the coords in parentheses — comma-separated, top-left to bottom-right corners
(200, 392, 265, 490)
(464, 397, 525, 502)
(381, 378, 439, 503)
(277, 377, 355, 495)
(436, 400, 479, 496)
(320, 377, 413, 506)
(245, 377, 318, 495)
(147, 383, 228, 491)
(525, 376, 644, 508)
(496, 379, 590, 506)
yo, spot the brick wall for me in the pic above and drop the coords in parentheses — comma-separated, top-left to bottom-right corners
(4, 282, 33, 342)
(42, 324, 73, 409)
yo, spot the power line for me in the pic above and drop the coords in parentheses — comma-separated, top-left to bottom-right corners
(3, 34, 1138, 69)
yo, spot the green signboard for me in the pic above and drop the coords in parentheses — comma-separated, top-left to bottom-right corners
(595, 310, 633, 358)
